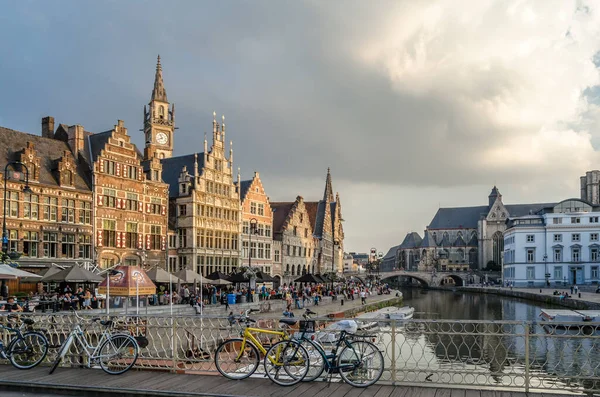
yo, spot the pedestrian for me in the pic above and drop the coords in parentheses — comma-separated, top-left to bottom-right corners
(83, 289, 92, 310)
(360, 289, 367, 305)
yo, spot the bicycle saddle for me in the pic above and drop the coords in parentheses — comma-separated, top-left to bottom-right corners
(23, 318, 35, 325)
(279, 318, 297, 326)
(92, 318, 113, 327)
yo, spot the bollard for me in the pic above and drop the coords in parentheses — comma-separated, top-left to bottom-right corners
(341, 298, 344, 306)
(540, 289, 542, 293)
(579, 293, 581, 298)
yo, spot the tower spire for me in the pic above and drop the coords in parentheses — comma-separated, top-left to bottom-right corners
(323, 167, 334, 202)
(151, 55, 168, 101)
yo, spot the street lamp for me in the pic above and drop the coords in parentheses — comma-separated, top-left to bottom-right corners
(248, 218, 258, 269)
(2, 161, 32, 261)
(543, 254, 549, 287)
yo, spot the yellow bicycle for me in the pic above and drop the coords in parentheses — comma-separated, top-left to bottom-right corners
(214, 309, 310, 386)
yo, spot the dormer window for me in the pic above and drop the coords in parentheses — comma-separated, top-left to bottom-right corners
(181, 184, 187, 194)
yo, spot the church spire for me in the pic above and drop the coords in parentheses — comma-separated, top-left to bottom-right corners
(323, 167, 334, 203)
(151, 55, 168, 102)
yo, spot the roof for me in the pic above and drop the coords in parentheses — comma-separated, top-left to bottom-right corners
(400, 232, 422, 249)
(383, 245, 400, 260)
(420, 232, 437, 248)
(271, 202, 295, 233)
(160, 153, 204, 198)
(313, 201, 327, 237)
(87, 131, 113, 163)
(0, 126, 91, 191)
(304, 202, 319, 235)
(237, 179, 253, 203)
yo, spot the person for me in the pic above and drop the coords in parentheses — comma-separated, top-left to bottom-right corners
(360, 289, 367, 305)
(1, 297, 23, 313)
(83, 289, 92, 310)
(183, 285, 190, 304)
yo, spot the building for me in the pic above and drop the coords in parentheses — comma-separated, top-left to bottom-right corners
(503, 198, 600, 287)
(237, 171, 274, 275)
(422, 186, 554, 270)
(87, 119, 169, 269)
(161, 116, 240, 275)
(581, 170, 600, 205)
(304, 169, 345, 274)
(343, 253, 356, 273)
(271, 196, 317, 284)
(0, 122, 93, 271)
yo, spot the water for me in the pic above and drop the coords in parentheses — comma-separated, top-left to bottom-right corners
(375, 287, 600, 392)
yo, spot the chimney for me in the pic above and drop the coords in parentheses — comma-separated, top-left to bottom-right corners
(68, 124, 85, 154)
(42, 116, 55, 139)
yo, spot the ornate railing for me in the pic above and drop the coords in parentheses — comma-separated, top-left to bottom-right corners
(1, 314, 599, 394)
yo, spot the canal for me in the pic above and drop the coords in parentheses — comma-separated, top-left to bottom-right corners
(378, 287, 600, 392)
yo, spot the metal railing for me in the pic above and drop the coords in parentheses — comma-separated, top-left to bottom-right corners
(1, 314, 600, 394)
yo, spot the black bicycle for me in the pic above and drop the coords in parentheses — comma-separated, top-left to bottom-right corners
(0, 314, 49, 369)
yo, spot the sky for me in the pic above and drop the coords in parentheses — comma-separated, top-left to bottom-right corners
(1, 1, 600, 255)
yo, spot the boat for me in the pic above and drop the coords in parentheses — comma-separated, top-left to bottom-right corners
(314, 320, 358, 344)
(375, 306, 415, 321)
(539, 309, 600, 330)
(354, 312, 379, 330)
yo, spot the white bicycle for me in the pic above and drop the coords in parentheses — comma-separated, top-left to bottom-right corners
(49, 312, 139, 375)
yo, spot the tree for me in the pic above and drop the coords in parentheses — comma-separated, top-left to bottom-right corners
(485, 260, 501, 272)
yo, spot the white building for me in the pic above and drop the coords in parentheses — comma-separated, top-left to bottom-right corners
(503, 199, 600, 287)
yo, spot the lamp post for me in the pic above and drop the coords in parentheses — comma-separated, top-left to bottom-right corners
(2, 161, 33, 257)
(543, 254, 549, 287)
(248, 218, 258, 269)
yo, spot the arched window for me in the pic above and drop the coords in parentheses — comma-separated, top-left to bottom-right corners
(159, 153, 165, 159)
(456, 249, 464, 260)
(492, 231, 504, 267)
(286, 264, 290, 273)
(432, 232, 437, 244)
(159, 106, 165, 119)
(291, 264, 296, 276)
(469, 248, 477, 268)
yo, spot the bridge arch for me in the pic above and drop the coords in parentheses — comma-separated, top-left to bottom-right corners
(381, 273, 430, 288)
(439, 274, 464, 287)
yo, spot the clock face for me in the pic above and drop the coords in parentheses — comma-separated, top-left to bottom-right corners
(156, 132, 168, 145)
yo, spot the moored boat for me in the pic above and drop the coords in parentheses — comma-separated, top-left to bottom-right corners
(540, 309, 600, 329)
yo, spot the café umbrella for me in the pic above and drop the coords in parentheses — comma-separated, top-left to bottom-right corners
(0, 264, 42, 280)
(146, 266, 183, 284)
(42, 266, 104, 283)
(98, 265, 156, 315)
(21, 265, 62, 283)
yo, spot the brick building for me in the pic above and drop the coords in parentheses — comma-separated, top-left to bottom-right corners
(237, 172, 274, 275)
(0, 121, 93, 272)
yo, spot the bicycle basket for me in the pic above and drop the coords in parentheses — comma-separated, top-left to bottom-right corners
(134, 335, 149, 348)
(299, 320, 316, 333)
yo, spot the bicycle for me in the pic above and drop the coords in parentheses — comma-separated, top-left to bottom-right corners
(0, 314, 49, 369)
(276, 309, 384, 387)
(49, 311, 139, 375)
(214, 309, 310, 386)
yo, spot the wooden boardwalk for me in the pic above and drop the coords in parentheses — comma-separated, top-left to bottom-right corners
(0, 365, 579, 397)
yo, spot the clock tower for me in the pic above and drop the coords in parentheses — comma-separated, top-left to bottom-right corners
(143, 55, 175, 161)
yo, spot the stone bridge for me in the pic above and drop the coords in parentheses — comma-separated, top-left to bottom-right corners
(346, 270, 479, 287)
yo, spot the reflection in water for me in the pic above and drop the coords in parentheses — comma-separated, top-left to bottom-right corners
(380, 288, 600, 392)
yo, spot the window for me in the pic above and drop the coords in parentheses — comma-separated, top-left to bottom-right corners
(571, 217, 581, 224)
(61, 199, 75, 223)
(526, 235, 535, 243)
(592, 233, 599, 242)
(553, 234, 562, 242)
(125, 222, 138, 249)
(78, 235, 91, 259)
(126, 193, 138, 211)
(572, 234, 580, 242)
(150, 225, 162, 250)
(526, 248, 535, 263)
(554, 266, 563, 280)
(274, 249, 280, 262)
(103, 160, 115, 175)
(169, 257, 177, 272)
(287, 245, 290, 256)
(178, 229, 187, 248)
(526, 266, 535, 280)
(266, 244, 271, 259)
(257, 223, 264, 236)
(150, 197, 162, 214)
(8, 230, 17, 252)
(250, 202, 257, 214)
(242, 241, 249, 258)
(554, 248, 562, 262)
(169, 235, 176, 248)
(79, 202, 91, 224)
(258, 203, 264, 216)
(23, 231, 38, 257)
(23, 193, 39, 220)
(127, 165, 137, 180)
(293, 226, 297, 236)
(179, 205, 187, 216)
(265, 225, 271, 237)
(61, 234, 76, 258)
(102, 219, 116, 247)
(101, 258, 115, 269)
(572, 247, 581, 262)
(103, 189, 116, 208)
(592, 266, 599, 279)
(591, 216, 599, 223)
(250, 242, 256, 258)
(6, 192, 18, 217)
(178, 256, 188, 270)
(305, 229, 308, 238)
(553, 218, 562, 224)
(42, 232, 58, 258)
(242, 222, 249, 234)
(592, 247, 599, 262)
(258, 243, 264, 259)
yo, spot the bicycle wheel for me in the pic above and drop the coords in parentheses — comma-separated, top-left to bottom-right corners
(337, 341, 384, 387)
(214, 338, 260, 380)
(98, 334, 139, 375)
(49, 335, 73, 374)
(264, 340, 309, 386)
(299, 339, 325, 382)
(8, 332, 49, 369)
